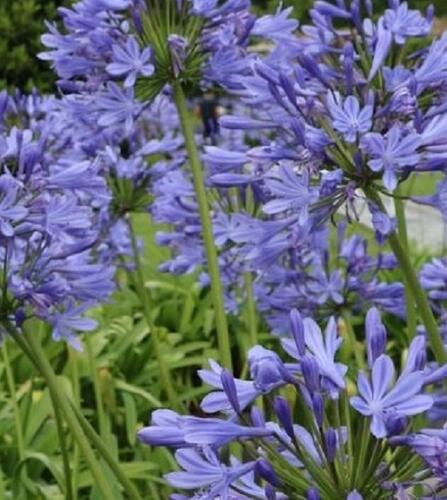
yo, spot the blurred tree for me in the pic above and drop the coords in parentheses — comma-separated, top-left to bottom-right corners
(0, 0, 69, 92)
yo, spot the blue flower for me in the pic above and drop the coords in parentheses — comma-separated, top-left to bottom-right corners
(390, 430, 447, 482)
(96, 83, 142, 132)
(182, 416, 273, 446)
(106, 37, 154, 88)
(138, 410, 189, 448)
(248, 345, 290, 392)
(382, 2, 431, 45)
(367, 18, 393, 81)
(166, 447, 255, 498)
(303, 317, 347, 396)
(327, 93, 373, 143)
(420, 257, 447, 301)
(0, 182, 27, 237)
(368, 203, 396, 244)
(361, 126, 421, 191)
(263, 166, 316, 222)
(252, 7, 299, 43)
(282, 317, 347, 397)
(198, 359, 261, 414)
(49, 301, 98, 351)
(365, 307, 387, 368)
(307, 267, 344, 305)
(350, 355, 433, 438)
(191, 0, 218, 16)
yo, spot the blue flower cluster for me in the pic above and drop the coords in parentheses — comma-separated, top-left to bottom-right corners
(0, 84, 185, 348)
(0, 91, 113, 348)
(11, 0, 447, 497)
(139, 308, 447, 498)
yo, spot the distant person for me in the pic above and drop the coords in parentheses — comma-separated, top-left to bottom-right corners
(199, 91, 220, 145)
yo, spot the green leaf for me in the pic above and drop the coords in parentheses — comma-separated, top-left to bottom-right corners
(14, 451, 65, 494)
(122, 392, 137, 446)
(115, 380, 162, 408)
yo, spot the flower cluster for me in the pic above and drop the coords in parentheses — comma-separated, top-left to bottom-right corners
(0, 81, 187, 347)
(206, 0, 447, 262)
(0, 90, 113, 347)
(40, 0, 298, 95)
(139, 308, 447, 498)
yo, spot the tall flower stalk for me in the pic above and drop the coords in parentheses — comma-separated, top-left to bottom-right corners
(172, 82, 232, 370)
(365, 188, 447, 363)
(136, 0, 234, 369)
(394, 185, 417, 339)
(7, 323, 116, 499)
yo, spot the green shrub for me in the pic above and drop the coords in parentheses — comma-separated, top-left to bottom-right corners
(0, 0, 69, 92)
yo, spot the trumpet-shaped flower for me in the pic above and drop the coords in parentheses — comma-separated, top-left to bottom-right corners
(350, 355, 433, 438)
(106, 37, 154, 87)
(327, 93, 373, 143)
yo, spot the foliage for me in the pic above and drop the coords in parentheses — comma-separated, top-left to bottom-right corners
(0, 0, 69, 92)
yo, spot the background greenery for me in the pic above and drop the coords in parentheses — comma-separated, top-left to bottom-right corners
(2, 0, 447, 92)
(0, 0, 70, 92)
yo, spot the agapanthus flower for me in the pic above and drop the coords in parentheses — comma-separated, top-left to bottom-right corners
(327, 93, 373, 144)
(0, 92, 117, 348)
(106, 37, 154, 87)
(165, 447, 255, 497)
(139, 309, 447, 498)
(0, 83, 184, 349)
(350, 352, 433, 438)
(361, 126, 421, 191)
(40, 0, 297, 96)
(204, 0, 447, 272)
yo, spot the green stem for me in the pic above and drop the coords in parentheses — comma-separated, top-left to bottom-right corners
(394, 187, 417, 339)
(128, 215, 179, 409)
(68, 399, 142, 500)
(2, 341, 25, 461)
(85, 335, 107, 438)
(388, 230, 446, 362)
(69, 349, 81, 498)
(352, 417, 371, 489)
(364, 188, 447, 363)
(244, 272, 258, 347)
(341, 310, 365, 370)
(49, 388, 73, 500)
(173, 81, 233, 371)
(19, 328, 115, 499)
(341, 392, 354, 479)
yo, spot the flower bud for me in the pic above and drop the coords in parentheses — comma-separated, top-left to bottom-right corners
(307, 487, 321, 500)
(324, 428, 337, 462)
(301, 355, 321, 393)
(290, 308, 306, 356)
(311, 393, 324, 427)
(249, 346, 286, 392)
(366, 307, 386, 367)
(273, 396, 294, 440)
(255, 458, 279, 487)
(265, 484, 277, 500)
(251, 406, 265, 428)
(220, 369, 240, 414)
